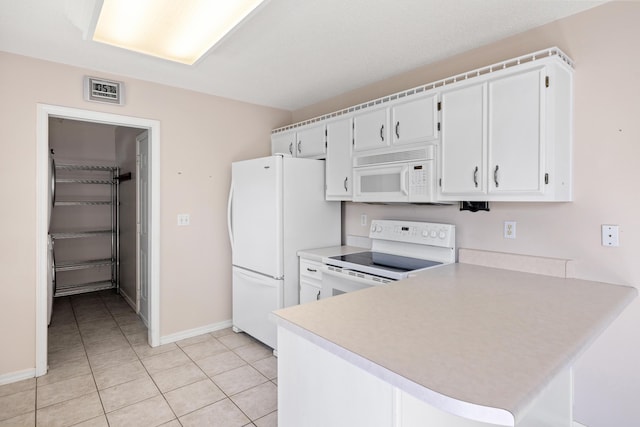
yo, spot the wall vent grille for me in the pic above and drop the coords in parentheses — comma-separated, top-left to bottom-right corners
(356, 147, 432, 167)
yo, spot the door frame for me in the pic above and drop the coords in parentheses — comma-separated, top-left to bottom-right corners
(35, 104, 161, 376)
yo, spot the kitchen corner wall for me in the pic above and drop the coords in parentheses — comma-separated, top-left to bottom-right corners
(293, 2, 640, 426)
(0, 52, 291, 381)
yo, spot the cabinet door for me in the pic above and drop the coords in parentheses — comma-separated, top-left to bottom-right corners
(296, 125, 326, 158)
(272, 131, 296, 157)
(488, 67, 545, 194)
(325, 118, 353, 200)
(300, 280, 322, 304)
(439, 83, 486, 197)
(391, 94, 438, 145)
(353, 108, 389, 152)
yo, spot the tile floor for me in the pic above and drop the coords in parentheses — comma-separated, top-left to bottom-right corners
(0, 291, 278, 427)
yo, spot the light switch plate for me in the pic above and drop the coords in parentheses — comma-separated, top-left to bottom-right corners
(177, 214, 190, 226)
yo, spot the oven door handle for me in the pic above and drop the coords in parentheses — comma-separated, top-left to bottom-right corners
(321, 265, 391, 286)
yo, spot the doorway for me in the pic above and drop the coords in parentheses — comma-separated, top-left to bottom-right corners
(36, 104, 161, 376)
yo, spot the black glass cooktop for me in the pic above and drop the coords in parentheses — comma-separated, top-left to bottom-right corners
(328, 251, 441, 274)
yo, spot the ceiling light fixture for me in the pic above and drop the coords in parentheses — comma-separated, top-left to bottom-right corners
(92, 0, 266, 65)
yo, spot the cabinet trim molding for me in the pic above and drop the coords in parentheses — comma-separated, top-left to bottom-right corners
(272, 47, 573, 135)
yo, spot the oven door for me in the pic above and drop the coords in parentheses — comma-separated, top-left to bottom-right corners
(320, 266, 379, 298)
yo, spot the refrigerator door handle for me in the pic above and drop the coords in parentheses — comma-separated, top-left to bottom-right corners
(227, 182, 234, 251)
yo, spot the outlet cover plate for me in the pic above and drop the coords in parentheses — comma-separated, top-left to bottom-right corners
(602, 224, 619, 247)
(504, 221, 516, 239)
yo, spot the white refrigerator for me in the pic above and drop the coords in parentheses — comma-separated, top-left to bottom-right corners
(227, 155, 341, 349)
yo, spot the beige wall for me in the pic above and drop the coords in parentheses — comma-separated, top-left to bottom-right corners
(0, 51, 290, 378)
(293, 2, 639, 426)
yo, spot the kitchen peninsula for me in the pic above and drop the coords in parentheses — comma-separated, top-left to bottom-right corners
(274, 255, 637, 427)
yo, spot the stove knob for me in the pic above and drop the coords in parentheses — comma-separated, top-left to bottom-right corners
(375, 225, 383, 233)
(438, 230, 447, 239)
(422, 230, 429, 237)
(430, 230, 437, 238)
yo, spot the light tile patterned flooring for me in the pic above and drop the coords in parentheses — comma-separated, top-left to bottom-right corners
(0, 291, 278, 427)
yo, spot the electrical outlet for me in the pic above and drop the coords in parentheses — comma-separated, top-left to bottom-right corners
(177, 214, 190, 226)
(504, 221, 516, 239)
(361, 214, 368, 226)
(602, 225, 619, 247)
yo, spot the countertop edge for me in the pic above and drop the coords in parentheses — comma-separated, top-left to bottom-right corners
(273, 315, 516, 426)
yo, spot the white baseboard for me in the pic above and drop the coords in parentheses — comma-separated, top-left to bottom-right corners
(120, 289, 137, 312)
(159, 319, 233, 346)
(574, 422, 588, 427)
(0, 368, 36, 386)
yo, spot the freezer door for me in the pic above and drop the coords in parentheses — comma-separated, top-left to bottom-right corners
(232, 267, 283, 349)
(231, 156, 283, 278)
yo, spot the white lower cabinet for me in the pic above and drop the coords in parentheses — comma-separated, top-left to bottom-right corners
(278, 326, 394, 427)
(277, 325, 573, 427)
(299, 258, 323, 304)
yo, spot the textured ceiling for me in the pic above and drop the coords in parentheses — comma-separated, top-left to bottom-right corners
(0, 0, 606, 110)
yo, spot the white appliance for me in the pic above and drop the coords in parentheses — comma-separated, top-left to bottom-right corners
(227, 155, 341, 349)
(321, 219, 455, 297)
(352, 145, 438, 203)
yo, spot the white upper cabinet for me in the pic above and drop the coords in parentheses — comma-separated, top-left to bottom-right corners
(438, 58, 572, 202)
(488, 67, 545, 194)
(271, 124, 326, 159)
(272, 131, 297, 157)
(353, 108, 389, 152)
(325, 117, 353, 200)
(391, 94, 438, 145)
(439, 83, 486, 197)
(296, 124, 327, 158)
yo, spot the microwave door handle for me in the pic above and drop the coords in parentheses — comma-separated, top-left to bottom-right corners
(400, 166, 409, 196)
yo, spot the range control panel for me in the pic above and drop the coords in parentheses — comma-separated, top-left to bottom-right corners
(369, 219, 455, 248)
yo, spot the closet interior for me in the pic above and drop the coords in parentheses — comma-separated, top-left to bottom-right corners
(48, 118, 145, 323)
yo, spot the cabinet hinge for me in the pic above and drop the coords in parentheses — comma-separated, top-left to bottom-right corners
(545, 76, 550, 88)
(544, 173, 549, 184)
(437, 101, 441, 111)
(325, 141, 327, 149)
(439, 178, 442, 187)
(437, 122, 441, 131)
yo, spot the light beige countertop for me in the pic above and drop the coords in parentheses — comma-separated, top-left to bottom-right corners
(274, 263, 637, 424)
(297, 245, 367, 263)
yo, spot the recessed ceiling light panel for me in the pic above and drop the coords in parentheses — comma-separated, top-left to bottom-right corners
(93, 0, 266, 65)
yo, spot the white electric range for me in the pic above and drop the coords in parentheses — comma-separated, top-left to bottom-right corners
(321, 219, 456, 297)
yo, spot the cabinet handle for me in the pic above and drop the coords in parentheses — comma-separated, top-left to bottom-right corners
(297, 141, 302, 153)
(395, 121, 400, 139)
(316, 290, 321, 300)
(494, 165, 500, 188)
(473, 166, 479, 188)
(306, 267, 317, 273)
(344, 177, 348, 191)
(380, 125, 385, 142)
(288, 142, 293, 155)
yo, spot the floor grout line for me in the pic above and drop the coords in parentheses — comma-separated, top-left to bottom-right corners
(41, 291, 278, 427)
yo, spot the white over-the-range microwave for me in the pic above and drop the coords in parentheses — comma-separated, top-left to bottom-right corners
(352, 145, 439, 203)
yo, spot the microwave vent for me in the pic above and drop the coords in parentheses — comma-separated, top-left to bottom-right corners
(355, 147, 432, 167)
